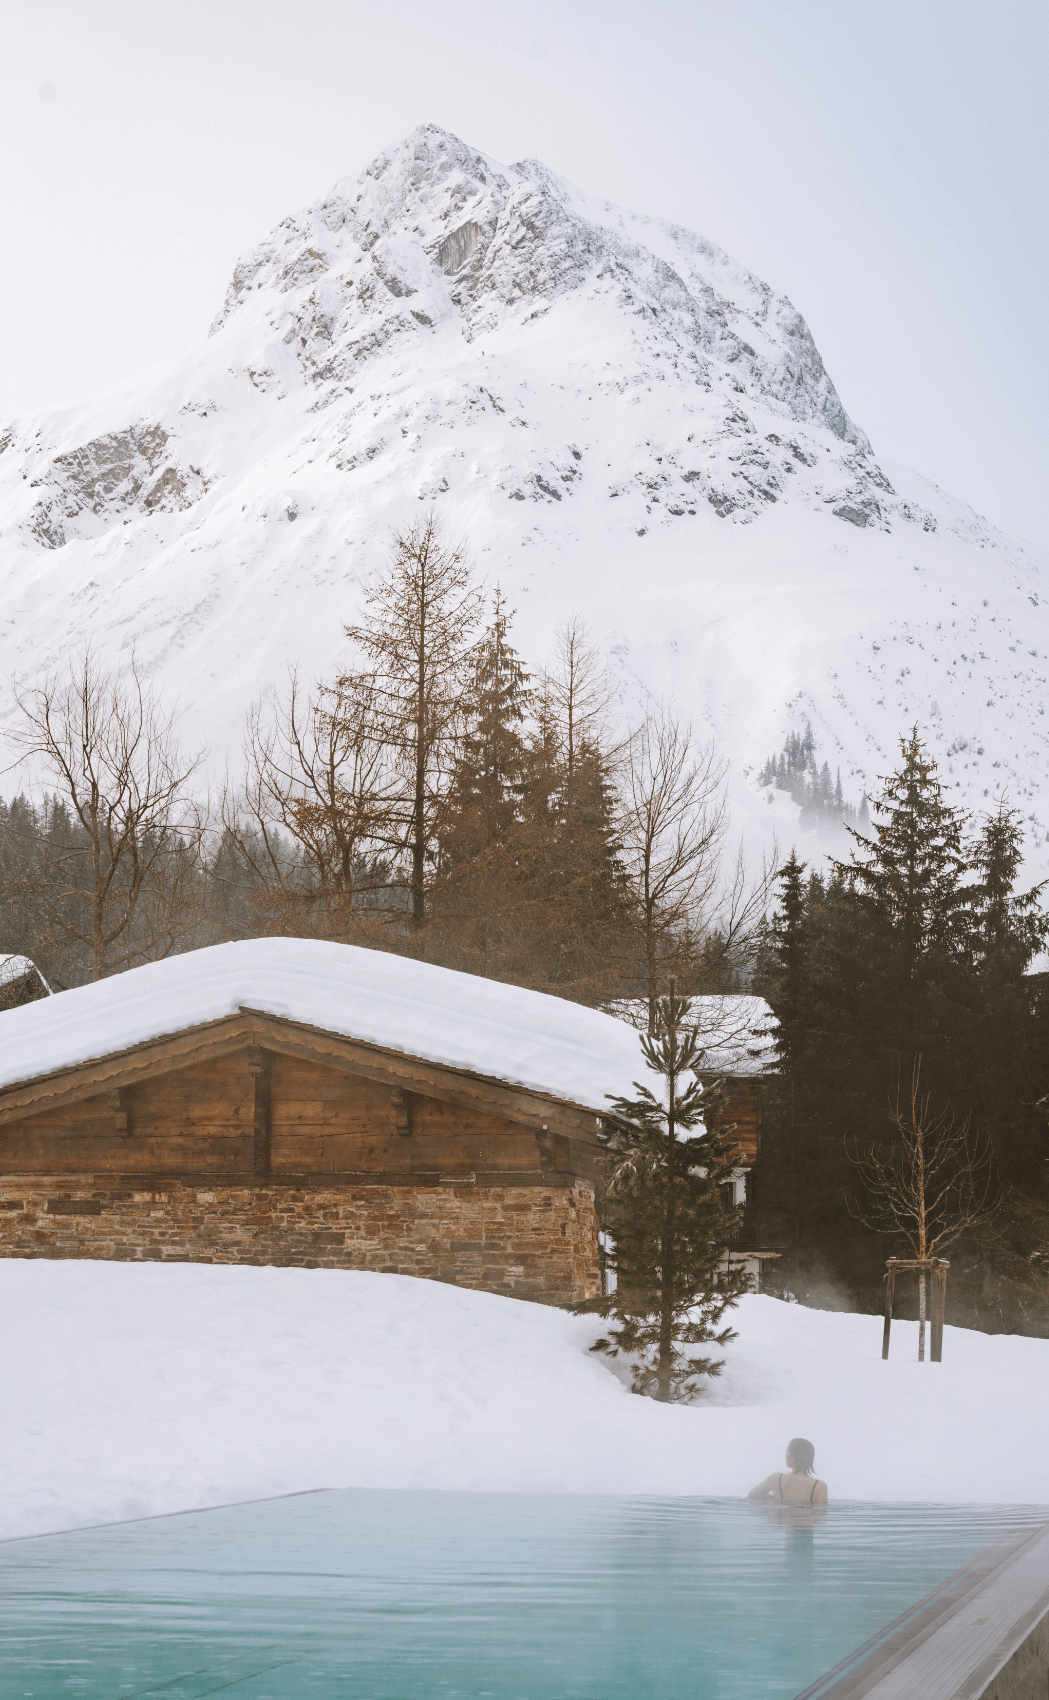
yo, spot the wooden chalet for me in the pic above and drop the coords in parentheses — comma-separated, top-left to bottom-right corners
(0, 942, 774, 1304)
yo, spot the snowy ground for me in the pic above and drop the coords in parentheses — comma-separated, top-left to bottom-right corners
(3, 1259, 1046, 1540)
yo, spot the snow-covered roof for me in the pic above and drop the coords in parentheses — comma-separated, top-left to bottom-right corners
(0, 955, 39, 989)
(607, 995, 776, 1078)
(0, 955, 51, 994)
(0, 938, 695, 1115)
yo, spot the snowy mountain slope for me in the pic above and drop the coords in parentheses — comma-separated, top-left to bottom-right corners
(1, 124, 1046, 864)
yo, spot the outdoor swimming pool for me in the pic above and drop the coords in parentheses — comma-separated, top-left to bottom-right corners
(2, 1489, 1044, 1699)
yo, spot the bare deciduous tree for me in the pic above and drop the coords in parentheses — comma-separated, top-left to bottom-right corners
(219, 670, 396, 938)
(8, 650, 205, 980)
(343, 512, 483, 934)
(619, 703, 774, 1028)
(620, 704, 728, 1027)
(847, 1058, 1002, 1358)
(540, 615, 621, 781)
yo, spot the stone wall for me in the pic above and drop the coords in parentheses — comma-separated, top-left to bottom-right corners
(0, 1176, 599, 1305)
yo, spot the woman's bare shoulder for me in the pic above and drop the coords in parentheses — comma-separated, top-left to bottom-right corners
(812, 1479, 828, 1504)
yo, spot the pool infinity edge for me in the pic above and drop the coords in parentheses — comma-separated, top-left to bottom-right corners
(794, 1518, 1049, 1700)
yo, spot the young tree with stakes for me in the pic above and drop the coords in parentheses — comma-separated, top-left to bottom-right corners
(846, 1058, 1001, 1359)
(578, 981, 750, 1402)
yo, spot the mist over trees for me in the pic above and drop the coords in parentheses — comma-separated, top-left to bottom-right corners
(0, 518, 763, 1011)
(748, 730, 1049, 1334)
(759, 721, 869, 834)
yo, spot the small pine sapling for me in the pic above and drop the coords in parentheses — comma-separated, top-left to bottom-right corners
(577, 981, 751, 1401)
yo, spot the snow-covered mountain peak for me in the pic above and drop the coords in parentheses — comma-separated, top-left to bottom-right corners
(207, 122, 867, 460)
(1, 125, 1047, 873)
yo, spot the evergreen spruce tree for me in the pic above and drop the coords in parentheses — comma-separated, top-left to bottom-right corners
(577, 982, 749, 1402)
(444, 591, 530, 852)
(970, 802, 1046, 983)
(766, 851, 808, 1078)
(965, 801, 1048, 1198)
(753, 736, 1049, 1329)
(839, 728, 972, 982)
(429, 601, 629, 998)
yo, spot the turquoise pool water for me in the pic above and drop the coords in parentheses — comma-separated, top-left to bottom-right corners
(1, 1490, 1043, 1699)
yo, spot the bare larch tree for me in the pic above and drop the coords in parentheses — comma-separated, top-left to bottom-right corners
(620, 704, 728, 1028)
(619, 702, 774, 1029)
(342, 512, 483, 935)
(540, 614, 621, 784)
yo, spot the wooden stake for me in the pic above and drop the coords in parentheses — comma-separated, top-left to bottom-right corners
(930, 1261, 948, 1363)
(882, 1260, 896, 1359)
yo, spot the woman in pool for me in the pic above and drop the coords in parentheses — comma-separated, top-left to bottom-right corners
(748, 1439, 828, 1504)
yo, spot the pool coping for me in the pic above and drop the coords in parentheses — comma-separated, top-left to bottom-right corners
(794, 1518, 1049, 1700)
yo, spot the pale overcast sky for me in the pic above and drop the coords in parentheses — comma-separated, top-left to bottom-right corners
(4, 0, 1047, 548)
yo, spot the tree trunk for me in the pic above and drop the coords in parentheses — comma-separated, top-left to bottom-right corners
(411, 633, 427, 933)
(90, 804, 105, 982)
(657, 1229, 674, 1403)
(657, 1114, 677, 1401)
(918, 1271, 927, 1362)
(645, 902, 658, 1034)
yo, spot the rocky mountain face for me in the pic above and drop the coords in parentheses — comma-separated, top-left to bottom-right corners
(0, 125, 1046, 863)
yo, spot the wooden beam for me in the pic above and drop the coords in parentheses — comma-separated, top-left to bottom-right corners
(0, 1168, 582, 1190)
(930, 1264, 948, 1363)
(105, 1088, 132, 1137)
(882, 1264, 896, 1360)
(389, 1086, 412, 1138)
(250, 1047, 271, 1176)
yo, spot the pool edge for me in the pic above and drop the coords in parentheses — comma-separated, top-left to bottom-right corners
(794, 1520, 1049, 1700)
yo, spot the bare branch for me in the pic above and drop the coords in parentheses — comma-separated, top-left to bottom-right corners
(846, 1057, 1003, 1260)
(6, 649, 206, 979)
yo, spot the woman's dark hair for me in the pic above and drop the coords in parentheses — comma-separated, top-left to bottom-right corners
(787, 1438, 816, 1476)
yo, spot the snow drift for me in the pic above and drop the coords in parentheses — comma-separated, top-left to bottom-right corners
(3, 1259, 1047, 1540)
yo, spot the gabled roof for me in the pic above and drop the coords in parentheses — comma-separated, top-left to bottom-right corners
(0, 941, 776, 1134)
(0, 954, 52, 1012)
(0, 939, 650, 1120)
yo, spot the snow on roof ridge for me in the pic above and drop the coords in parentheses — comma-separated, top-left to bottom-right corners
(0, 940, 776, 1108)
(0, 938, 644, 1111)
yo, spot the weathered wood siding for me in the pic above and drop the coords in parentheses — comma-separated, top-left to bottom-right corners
(716, 1080, 762, 1167)
(0, 1051, 539, 1180)
(0, 1047, 598, 1302)
(268, 1053, 537, 1178)
(0, 1055, 254, 1175)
